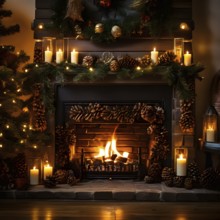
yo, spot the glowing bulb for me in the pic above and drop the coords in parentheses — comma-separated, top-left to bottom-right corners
(11, 78, 15, 81)
(66, 66, 70, 70)
(25, 69, 28, 73)
(0, 133, 3, 137)
(29, 125, 33, 130)
(6, 125, 10, 129)
(33, 145, 37, 149)
(20, 140, 24, 144)
(23, 124, 27, 128)
(38, 23, 44, 29)
(136, 66, 141, 71)
(0, 144, 2, 148)
(22, 129, 26, 132)
(180, 22, 189, 30)
(4, 91, 6, 94)
(12, 99, 16, 104)
(0, 103, 2, 107)
(35, 64, 39, 67)
(17, 88, 21, 92)
(22, 107, 29, 112)
(89, 67, 94, 72)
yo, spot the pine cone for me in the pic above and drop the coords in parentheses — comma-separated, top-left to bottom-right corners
(54, 169, 68, 184)
(144, 175, 154, 184)
(200, 167, 218, 189)
(187, 162, 200, 179)
(140, 55, 151, 67)
(173, 176, 185, 187)
(147, 163, 162, 183)
(34, 41, 43, 63)
(161, 167, 175, 181)
(82, 55, 94, 67)
(184, 177, 193, 190)
(109, 59, 120, 72)
(164, 176, 173, 187)
(67, 175, 77, 186)
(118, 55, 139, 69)
(157, 51, 176, 65)
(179, 111, 194, 132)
(44, 175, 57, 188)
(14, 153, 27, 178)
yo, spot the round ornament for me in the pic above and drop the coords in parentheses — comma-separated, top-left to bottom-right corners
(100, 0, 111, 8)
(95, 23, 104, 34)
(111, 25, 122, 38)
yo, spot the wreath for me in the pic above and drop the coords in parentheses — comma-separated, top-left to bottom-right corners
(51, 0, 173, 43)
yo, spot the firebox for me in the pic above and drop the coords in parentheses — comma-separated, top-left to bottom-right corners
(55, 80, 173, 179)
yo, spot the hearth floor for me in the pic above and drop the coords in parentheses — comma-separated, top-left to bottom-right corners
(1, 180, 220, 201)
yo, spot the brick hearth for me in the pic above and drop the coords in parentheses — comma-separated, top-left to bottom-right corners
(1, 180, 220, 201)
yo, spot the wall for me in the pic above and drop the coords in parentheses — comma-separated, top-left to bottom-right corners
(193, 0, 220, 167)
(0, 0, 35, 62)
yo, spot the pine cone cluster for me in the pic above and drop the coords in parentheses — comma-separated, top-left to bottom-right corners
(162, 167, 176, 181)
(67, 170, 78, 186)
(140, 55, 151, 67)
(118, 55, 139, 69)
(173, 176, 185, 187)
(184, 177, 193, 190)
(179, 99, 195, 133)
(32, 84, 47, 131)
(54, 169, 68, 184)
(200, 167, 219, 189)
(13, 153, 27, 178)
(157, 51, 176, 65)
(187, 162, 200, 187)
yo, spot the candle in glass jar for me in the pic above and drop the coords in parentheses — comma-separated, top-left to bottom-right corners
(43, 164, 53, 180)
(184, 51, 192, 66)
(44, 47, 52, 63)
(176, 154, 187, 176)
(151, 48, 158, 64)
(30, 166, 39, 185)
(70, 49, 79, 64)
(56, 49, 64, 64)
(206, 127, 215, 142)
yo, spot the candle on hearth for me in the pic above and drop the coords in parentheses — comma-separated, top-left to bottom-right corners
(151, 47, 159, 64)
(206, 127, 215, 142)
(176, 154, 187, 176)
(184, 51, 192, 66)
(30, 166, 39, 185)
(44, 47, 52, 63)
(70, 49, 79, 64)
(43, 164, 53, 180)
(56, 49, 64, 64)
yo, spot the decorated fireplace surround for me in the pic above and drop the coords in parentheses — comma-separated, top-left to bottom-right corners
(31, 0, 197, 180)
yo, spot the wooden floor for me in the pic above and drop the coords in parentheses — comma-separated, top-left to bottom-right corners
(0, 200, 220, 220)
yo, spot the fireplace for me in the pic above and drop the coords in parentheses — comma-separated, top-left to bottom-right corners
(55, 79, 173, 179)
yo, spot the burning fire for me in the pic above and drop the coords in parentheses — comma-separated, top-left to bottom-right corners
(94, 136, 129, 162)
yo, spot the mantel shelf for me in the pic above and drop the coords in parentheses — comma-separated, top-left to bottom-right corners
(204, 142, 220, 153)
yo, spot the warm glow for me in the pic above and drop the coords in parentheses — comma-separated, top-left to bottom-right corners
(122, 152, 129, 158)
(25, 69, 29, 73)
(0, 144, 2, 148)
(0, 133, 3, 137)
(89, 67, 94, 72)
(207, 125, 214, 130)
(20, 140, 24, 144)
(38, 23, 44, 29)
(33, 166, 36, 170)
(179, 153, 184, 159)
(33, 145, 37, 149)
(23, 107, 29, 112)
(66, 66, 70, 70)
(136, 66, 141, 71)
(12, 99, 16, 104)
(6, 125, 10, 129)
(180, 22, 189, 30)
(153, 47, 156, 51)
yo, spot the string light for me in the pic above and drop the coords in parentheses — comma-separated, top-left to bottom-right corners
(37, 23, 44, 29)
(89, 67, 94, 72)
(33, 145, 38, 149)
(23, 124, 27, 128)
(66, 66, 70, 70)
(0, 144, 2, 148)
(180, 22, 189, 31)
(12, 99, 16, 104)
(22, 107, 29, 112)
(25, 69, 29, 73)
(35, 64, 39, 67)
(6, 125, 10, 129)
(29, 125, 33, 130)
(0, 103, 2, 107)
(0, 133, 3, 137)
(136, 66, 141, 71)
(20, 140, 24, 144)
(11, 78, 15, 81)
(3, 91, 7, 95)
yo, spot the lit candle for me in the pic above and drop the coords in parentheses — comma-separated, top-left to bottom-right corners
(56, 49, 64, 64)
(206, 127, 215, 142)
(184, 51, 192, 66)
(30, 166, 39, 185)
(70, 49, 79, 64)
(43, 164, 53, 180)
(151, 48, 159, 64)
(44, 47, 52, 63)
(176, 154, 187, 176)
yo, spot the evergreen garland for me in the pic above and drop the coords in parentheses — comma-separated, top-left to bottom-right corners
(50, 0, 173, 43)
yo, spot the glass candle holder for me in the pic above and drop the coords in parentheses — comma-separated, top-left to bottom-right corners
(174, 147, 188, 176)
(55, 39, 64, 64)
(174, 38, 184, 63)
(42, 37, 54, 63)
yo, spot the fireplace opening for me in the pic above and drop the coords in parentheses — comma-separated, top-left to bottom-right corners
(55, 83, 173, 180)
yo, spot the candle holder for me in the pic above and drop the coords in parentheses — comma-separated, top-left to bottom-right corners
(55, 38, 64, 64)
(203, 105, 218, 142)
(27, 157, 41, 185)
(42, 37, 55, 63)
(174, 38, 184, 63)
(175, 147, 188, 176)
(43, 161, 53, 180)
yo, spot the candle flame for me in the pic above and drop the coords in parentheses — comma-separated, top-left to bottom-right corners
(179, 154, 184, 159)
(46, 46, 50, 51)
(33, 166, 36, 169)
(153, 47, 156, 51)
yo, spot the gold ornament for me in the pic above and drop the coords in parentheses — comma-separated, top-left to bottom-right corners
(111, 25, 122, 38)
(95, 23, 104, 34)
(65, 0, 84, 22)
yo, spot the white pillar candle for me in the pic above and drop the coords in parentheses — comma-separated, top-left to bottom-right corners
(43, 164, 53, 180)
(184, 51, 192, 66)
(30, 166, 39, 185)
(56, 49, 64, 64)
(206, 127, 215, 142)
(176, 154, 187, 176)
(151, 48, 159, 64)
(70, 49, 79, 64)
(44, 47, 52, 63)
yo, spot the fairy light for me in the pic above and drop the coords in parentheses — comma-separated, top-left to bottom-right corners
(11, 78, 15, 82)
(89, 67, 94, 72)
(29, 125, 33, 130)
(20, 140, 24, 144)
(35, 64, 39, 67)
(3, 91, 7, 95)
(22, 107, 29, 112)
(0, 144, 2, 148)
(25, 69, 29, 73)
(23, 124, 27, 128)
(66, 66, 70, 70)
(37, 23, 44, 29)
(136, 66, 141, 71)
(6, 125, 10, 129)
(0, 133, 3, 137)
(0, 103, 2, 107)
(180, 22, 189, 30)
(12, 99, 16, 104)
(33, 145, 38, 149)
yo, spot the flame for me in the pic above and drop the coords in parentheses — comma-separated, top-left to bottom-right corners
(179, 154, 184, 159)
